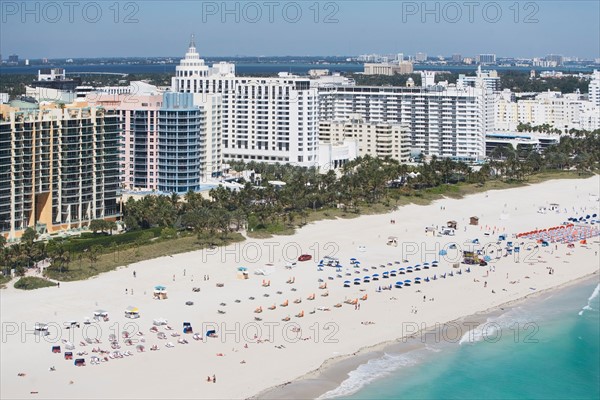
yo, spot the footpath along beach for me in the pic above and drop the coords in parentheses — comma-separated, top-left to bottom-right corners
(1, 176, 599, 399)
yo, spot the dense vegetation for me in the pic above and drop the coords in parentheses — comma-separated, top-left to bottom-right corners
(500, 71, 589, 93)
(1, 130, 597, 283)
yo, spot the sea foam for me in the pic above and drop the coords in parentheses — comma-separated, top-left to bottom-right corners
(578, 283, 599, 315)
(317, 352, 421, 399)
(459, 308, 533, 345)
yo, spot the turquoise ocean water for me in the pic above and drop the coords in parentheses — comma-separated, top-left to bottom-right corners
(322, 279, 600, 400)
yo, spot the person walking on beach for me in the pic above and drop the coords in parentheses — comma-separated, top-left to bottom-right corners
(213, 375, 216, 383)
(484, 281, 487, 288)
(133, 271, 136, 278)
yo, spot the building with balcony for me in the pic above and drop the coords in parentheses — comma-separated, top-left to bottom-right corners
(318, 84, 493, 161)
(156, 92, 221, 194)
(171, 36, 319, 167)
(319, 117, 410, 162)
(0, 104, 120, 239)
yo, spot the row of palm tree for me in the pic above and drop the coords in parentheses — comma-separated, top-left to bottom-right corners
(2, 129, 598, 278)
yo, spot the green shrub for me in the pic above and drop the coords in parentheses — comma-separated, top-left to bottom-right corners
(14, 276, 57, 290)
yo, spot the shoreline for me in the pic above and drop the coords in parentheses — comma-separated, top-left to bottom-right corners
(254, 272, 600, 400)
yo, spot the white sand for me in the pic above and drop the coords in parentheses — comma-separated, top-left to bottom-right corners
(1, 176, 599, 399)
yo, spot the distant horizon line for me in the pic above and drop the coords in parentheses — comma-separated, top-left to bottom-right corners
(2, 55, 599, 62)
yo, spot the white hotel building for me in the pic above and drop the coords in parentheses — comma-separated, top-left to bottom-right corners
(171, 37, 319, 167)
(318, 84, 494, 162)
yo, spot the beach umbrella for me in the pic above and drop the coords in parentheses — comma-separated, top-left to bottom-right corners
(439, 250, 447, 256)
(404, 279, 411, 283)
(484, 256, 491, 261)
(350, 258, 357, 261)
(237, 267, 248, 271)
(364, 276, 371, 279)
(373, 273, 380, 277)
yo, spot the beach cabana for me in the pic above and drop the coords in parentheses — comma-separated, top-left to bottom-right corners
(34, 323, 49, 336)
(74, 358, 86, 366)
(390, 270, 397, 276)
(343, 281, 351, 287)
(447, 220, 458, 230)
(470, 216, 479, 226)
(52, 345, 61, 353)
(93, 310, 108, 321)
(363, 276, 371, 283)
(354, 278, 361, 285)
(153, 286, 168, 300)
(414, 277, 422, 284)
(64, 351, 73, 360)
(183, 322, 193, 334)
(124, 306, 140, 319)
(382, 271, 389, 278)
(404, 279, 412, 286)
(206, 330, 217, 338)
(398, 268, 406, 275)
(372, 273, 380, 281)
(395, 281, 404, 288)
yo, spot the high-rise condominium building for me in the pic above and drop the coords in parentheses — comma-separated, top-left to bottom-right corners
(87, 82, 222, 193)
(589, 70, 600, 107)
(319, 117, 410, 162)
(477, 54, 497, 64)
(171, 36, 319, 167)
(86, 87, 164, 191)
(0, 104, 120, 239)
(157, 92, 222, 194)
(318, 84, 493, 161)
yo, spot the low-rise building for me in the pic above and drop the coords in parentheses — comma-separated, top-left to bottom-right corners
(319, 117, 410, 162)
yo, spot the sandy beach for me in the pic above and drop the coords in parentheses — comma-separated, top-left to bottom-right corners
(1, 176, 599, 399)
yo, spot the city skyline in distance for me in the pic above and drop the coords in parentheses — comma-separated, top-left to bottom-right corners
(1, 1, 599, 59)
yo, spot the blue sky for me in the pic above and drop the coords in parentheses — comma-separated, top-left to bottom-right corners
(1, 1, 599, 58)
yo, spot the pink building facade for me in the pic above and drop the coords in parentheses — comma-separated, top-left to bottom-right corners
(86, 93, 163, 191)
